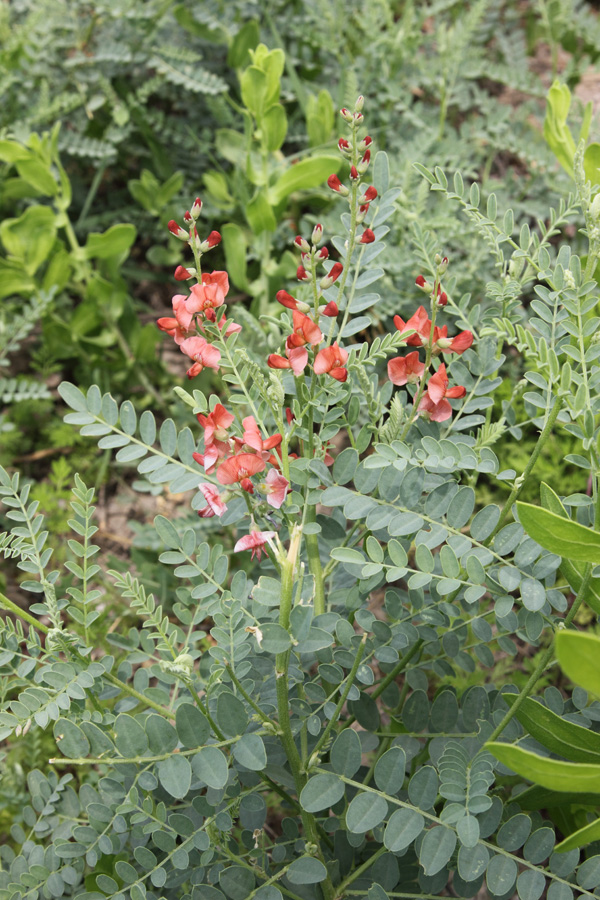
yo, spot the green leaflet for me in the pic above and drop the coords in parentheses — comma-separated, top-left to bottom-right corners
(486, 743, 600, 792)
(516, 502, 600, 563)
(504, 695, 600, 763)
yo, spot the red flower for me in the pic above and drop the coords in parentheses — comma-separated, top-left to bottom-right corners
(261, 469, 290, 509)
(387, 351, 425, 386)
(434, 329, 474, 355)
(185, 271, 229, 319)
(314, 342, 348, 381)
(393, 306, 431, 347)
(321, 301, 338, 317)
(156, 315, 189, 346)
(418, 363, 466, 422)
(241, 417, 283, 456)
(276, 290, 310, 313)
(234, 530, 276, 561)
(360, 229, 375, 244)
(360, 186, 378, 202)
(327, 174, 349, 196)
(179, 336, 221, 378)
(175, 265, 195, 281)
(287, 311, 323, 348)
(320, 261, 343, 289)
(268, 346, 308, 377)
(217, 453, 266, 493)
(196, 403, 234, 470)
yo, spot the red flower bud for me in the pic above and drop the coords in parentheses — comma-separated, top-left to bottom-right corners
(362, 149, 371, 165)
(327, 174, 348, 195)
(338, 138, 350, 151)
(350, 165, 359, 181)
(183, 210, 193, 224)
(321, 301, 339, 317)
(191, 197, 202, 218)
(174, 265, 195, 281)
(297, 265, 310, 282)
(328, 262, 343, 282)
(317, 247, 329, 260)
(363, 186, 377, 201)
(438, 291, 448, 306)
(206, 231, 221, 248)
(311, 223, 323, 245)
(168, 220, 188, 241)
(416, 275, 427, 288)
(295, 235, 310, 252)
(363, 135, 372, 146)
(360, 228, 375, 244)
(285, 407, 294, 425)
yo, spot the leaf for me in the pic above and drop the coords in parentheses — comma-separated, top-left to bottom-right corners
(240, 66, 268, 118)
(383, 808, 424, 852)
(287, 858, 328, 885)
(555, 816, 600, 853)
(270, 155, 341, 205)
(217, 692, 249, 737)
(176, 702, 210, 749)
(145, 715, 178, 755)
(84, 224, 136, 261)
(486, 855, 518, 896)
(419, 826, 457, 876)
(262, 104, 287, 152)
(15, 158, 57, 195)
(157, 755, 191, 799)
(374, 747, 406, 795)
(53, 719, 90, 758)
(232, 733, 267, 770)
(192, 746, 229, 789)
(458, 844, 489, 882)
(516, 502, 600, 563)
(544, 81, 575, 178)
(346, 792, 388, 834)
(219, 866, 255, 900)
(245, 191, 277, 235)
(0, 205, 57, 275)
(114, 714, 149, 758)
(505, 694, 600, 762)
(486, 742, 600, 791)
(256, 623, 292, 654)
(330, 728, 362, 778)
(227, 20, 259, 68)
(556, 631, 600, 696)
(222, 223, 249, 290)
(300, 773, 345, 812)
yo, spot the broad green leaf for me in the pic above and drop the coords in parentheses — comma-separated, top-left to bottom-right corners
(240, 65, 268, 118)
(256, 623, 292, 654)
(0, 140, 30, 162)
(584, 143, 600, 189)
(84, 224, 136, 261)
(0, 205, 57, 275)
(487, 855, 518, 896)
(270, 155, 341, 205)
(287, 858, 328, 885)
(306, 89, 334, 147)
(517, 869, 546, 900)
(222, 223, 249, 290)
(261, 104, 287, 152)
(145, 715, 178, 755)
(383, 808, 424, 852)
(216, 692, 249, 737)
(555, 816, 600, 853)
(227, 20, 259, 68)
(300, 773, 345, 812)
(458, 844, 489, 882)
(374, 747, 406, 795)
(346, 792, 387, 834)
(516, 502, 600, 563)
(544, 81, 576, 178)
(192, 746, 228, 789)
(15, 158, 57, 195)
(505, 694, 600, 762)
(114, 714, 149, 758)
(219, 866, 255, 900)
(245, 191, 277, 235)
(556, 631, 600, 696)
(487, 742, 600, 791)
(157, 755, 191, 799)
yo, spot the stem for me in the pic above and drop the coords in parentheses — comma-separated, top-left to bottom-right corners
(225, 662, 278, 728)
(343, 639, 423, 731)
(275, 549, 335, 900)
(486, 393, 563, 543)
(487, 563, 593, 744)
(305, 507, 326, 617)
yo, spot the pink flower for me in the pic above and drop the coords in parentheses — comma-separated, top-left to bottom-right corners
(262, 469, 289, 509)
(287, 311, 323, 348)
(198, 483, 228, 518)
(314, 342, 348, 382)
(387, 351, 425, 386)
(234, 530, 276, 561)
(179, 336, 221, 378)
(434, 329, 474, 355)
(241, 417, 282, 455)
(185, 271, 229, 321)
(156, 316, 189, 346)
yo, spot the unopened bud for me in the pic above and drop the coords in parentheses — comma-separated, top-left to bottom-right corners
(350, 165, 359, 181)
(317, 246, 329, 260)
(200, 230, 222, 252)
(311, 223, 323, 245)
(183, 210, 193, 224)
(327, 174, 349, 196)
(355, 95, 364, 112)
(353, 111, 364, 125)
(191, 197, 202, 219)
(415, 275, 431, 292)
(294, 235, 310, 253)
(320, 261, 343, 289)
(437, 290, 448, 306)
(359, 228, 375, 244)
(357, 150, 371, 174)
(321, 300, 338, 317)
(340, 107, 353, 122)
(174, 265, 196, 281)
(297, 265, 310, 282)
(338, 138, 351, 153)
(360, 186, 377, 203)
(168, 220, 189, 241)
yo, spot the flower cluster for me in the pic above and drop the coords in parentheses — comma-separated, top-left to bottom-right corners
(158, 201, 237, 378)
(387, 269, 474, 423)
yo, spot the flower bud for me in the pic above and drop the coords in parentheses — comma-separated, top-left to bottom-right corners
(297, 265, 310, 282)
(360, 228, 375, 244)
(168, 220, 189, 241)
(320, 261, 343, 289)
(199, 230, 222, 252)
(355, 95, 364, 112)
(415, 275, 431, 292)
(191, 197, 202, 218)
(350, 165, 359, 181)
(317, 246, 329, 260)
(360, 185, 377, 203)
(321, 300, 339, 317)
(357, 150, 371, 174)
(183, 210, 193, 224)
(311, 223, 323, 245)
(340, 107, 353, 122)
(295, 235, 310, 253)
(437, 255, 449, 274)
(338, 138, 351, 153)
(327, 174, 349, 196)
(353, 111, 364, 125)
(174, 265, 196, 281)
(437, 290, 448, 306)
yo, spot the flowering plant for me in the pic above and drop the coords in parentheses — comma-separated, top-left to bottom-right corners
(3, 93, 600, 900)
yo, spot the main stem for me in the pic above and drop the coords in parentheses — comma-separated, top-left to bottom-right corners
(275, 551, 334, 900)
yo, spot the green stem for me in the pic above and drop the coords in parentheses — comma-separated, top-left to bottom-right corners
(486, 393, 563, 543)
(486, 562, 593, 744)
(305, 507, 326, 617)
(343, 640, 423, 731)
(225, 662, 278, 728)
